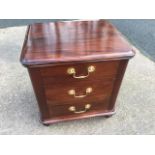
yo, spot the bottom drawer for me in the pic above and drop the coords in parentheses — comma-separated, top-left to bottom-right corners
(48, 99, 110, 117)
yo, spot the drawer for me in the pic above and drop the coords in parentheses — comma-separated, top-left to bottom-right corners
(48, 98, 110, 117)
(44, 78, 115, 106)
(40, 61, 120, 82)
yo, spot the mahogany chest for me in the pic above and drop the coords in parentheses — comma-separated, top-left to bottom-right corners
(20, 20, 135, 125)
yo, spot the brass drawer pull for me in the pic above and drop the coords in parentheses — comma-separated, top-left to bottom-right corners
(68, 104, 91, 114)
(68, 87, 92, 98)
(67, 65, 95, 79)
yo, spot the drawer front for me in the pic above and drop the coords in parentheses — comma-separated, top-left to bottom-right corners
(48, 99, 110, 117)
(40, 61, 120, 82)
(44, 78, 115, 106)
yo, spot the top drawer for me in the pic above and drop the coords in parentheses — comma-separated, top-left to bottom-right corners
(40, 61, 120, 81)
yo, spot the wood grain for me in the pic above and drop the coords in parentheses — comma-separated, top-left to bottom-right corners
(20, 20, 135, 66)
(20, 20, 135, 125)
(40, 60, 120, 78)
(48, 98, 110, 117)
(44, 78, 115, 106)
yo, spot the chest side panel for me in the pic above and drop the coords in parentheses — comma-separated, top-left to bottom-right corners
(28, 68, 50, 121)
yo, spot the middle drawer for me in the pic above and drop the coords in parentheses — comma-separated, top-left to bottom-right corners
(43, 77, 115, 106)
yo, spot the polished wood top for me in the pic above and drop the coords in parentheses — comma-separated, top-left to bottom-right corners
(21, 20, 135, 66)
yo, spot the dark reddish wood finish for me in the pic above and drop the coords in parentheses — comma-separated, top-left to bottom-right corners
(40, 61, 120, 79)
(48, 99, 110, 117)
(44, 77, 115, 105)
(20, 20, 135, 66)
(20, 20, 135, 125)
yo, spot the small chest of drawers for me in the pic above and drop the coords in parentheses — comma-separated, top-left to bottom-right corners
(20, 20, 135, 125)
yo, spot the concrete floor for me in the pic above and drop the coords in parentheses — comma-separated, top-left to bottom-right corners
(0, 26, 155, 134)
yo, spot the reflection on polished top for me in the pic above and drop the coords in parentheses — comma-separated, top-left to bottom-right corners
(21, 20, 135, 66)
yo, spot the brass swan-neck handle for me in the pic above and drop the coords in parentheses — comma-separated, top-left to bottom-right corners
(69, 104, 91, 114)
(68, 87, 93, 98)
(67, 66, 95, 79)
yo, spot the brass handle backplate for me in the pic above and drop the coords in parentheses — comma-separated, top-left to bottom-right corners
(67, 65, 95, 79)
(68, 87, 92, 98)
(68, 104, 91, 114)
